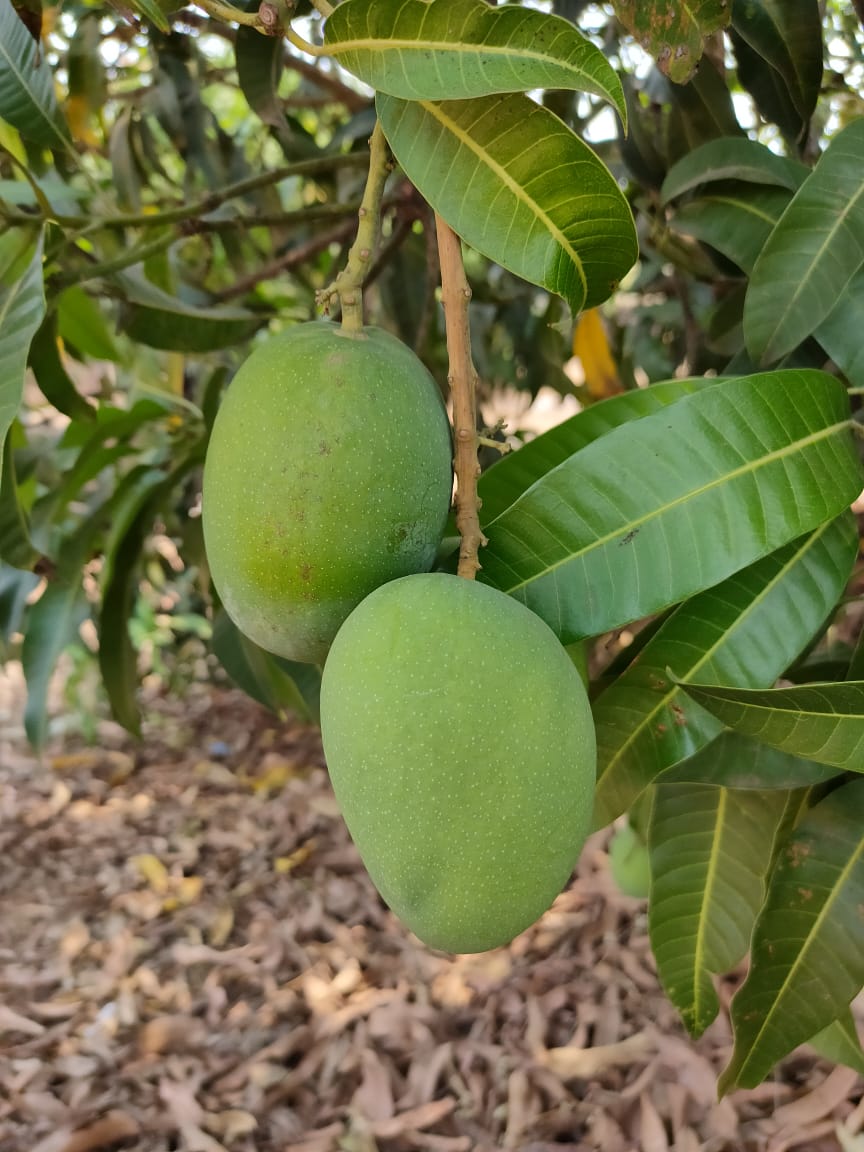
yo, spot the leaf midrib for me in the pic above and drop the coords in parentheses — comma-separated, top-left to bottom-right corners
(692, 787, 727, 1030)
(0, 10, 67, 148)
(728, 830, 864, 1088)
(595, 518, 836, 785)
(419, 99, 588, 303)
(492, 416, 852, 594)
(329, 36, 588, 74)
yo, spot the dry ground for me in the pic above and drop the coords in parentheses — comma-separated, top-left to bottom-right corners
(2, 671, 864, 1152)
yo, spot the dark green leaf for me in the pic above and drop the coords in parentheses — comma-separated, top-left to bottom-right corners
(815, 267, 864, 387)
(0, 229, 45, 477)
(57, 285, 122, 363)
(678, 680, 864, 771)
(117, 274, 264, 353)
(745, 118, 864, 365)
(671, 185, 790, 274)
(807, 1011, 864, 1076)
(730, 0, 822, 123)
(326, 0, 625, 121)
(0, 0, 72, 149)
(719, 778, 864, 1092)
(0, 562, 39, 657)
(592, 514, 857, 825)
(731, 30, 805, 143)
(376, 91, 637, 315)
(649, 783, 791, 1035)
(478, 378, 717, 525)
(612, 0, 731, 84)
(478, 370, 862, 644)
(657, 731, 838, 790)
(212, 610, 321, 723)
(661, 137, 807, 202)
(28, 312, 97, 423)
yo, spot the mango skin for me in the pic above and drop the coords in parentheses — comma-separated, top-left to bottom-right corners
(202, 323, 453, 662)
(320, 573, 597, 953)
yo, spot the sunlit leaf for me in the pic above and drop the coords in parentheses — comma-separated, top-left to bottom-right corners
(0, 0, 72, 149)
(478, 370, 862, 644)
(612, 0, 731, 84)
(0, 229, 45, 478)
(326, 0, 625, 120)
(376, 91, 637, 315)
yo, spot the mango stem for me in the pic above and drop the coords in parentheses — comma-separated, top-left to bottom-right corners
(436, 214, 488, 579)
(317, 122, 391, 334)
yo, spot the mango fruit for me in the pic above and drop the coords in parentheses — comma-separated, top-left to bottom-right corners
(320, 573, 597, 953)
(203, 323, 453, 662)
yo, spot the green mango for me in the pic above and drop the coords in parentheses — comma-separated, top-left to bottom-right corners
(608, 821, 651, 899)
(321, 573, 597, 953)
(203, 323, 453, 663)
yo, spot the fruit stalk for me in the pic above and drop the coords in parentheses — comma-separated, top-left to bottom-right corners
(436, 214, 487, 579)
(317, 122, 391, 333)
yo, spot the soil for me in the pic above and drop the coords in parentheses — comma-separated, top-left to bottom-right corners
(1, 676, 863, 1152)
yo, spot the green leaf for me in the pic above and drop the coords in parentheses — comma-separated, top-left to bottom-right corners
(376, 91, 637, 314)
(744, 118, 864, 365)
(611, 0, 731, 84)
(58, 285, 122, 363)
(658, 731, 838, 790)
(678, 680, 864, 771)
(649, 783, 792, 1036)
(211, 610, 321, 723)
(326, 0, 625, 122)
(98, 467, 168, 736)
(671, 185, 790, 275)
(0, 229, 45, 477)
(730, 30, 804, 144)
(22, 535, 90, 749)
(719, 777, 864, 1093)
(592, 514, 857, 825)
(108, 107, 144, 212)
(0, 0, 72, 149)
(0, 562, 39, 658)
(28, 312, 97, 423)
(478, 378, 718, 526)
(661, 137, 808, 203)
(117, 274, 264, 353)
(0, 427, 39, 570)
(807, 1010, 864, 1076)
(814, 267, 864, 387)
(127, 0, 172, 32)
(478, 370, 862, 644)
(730, 0, 822, 124)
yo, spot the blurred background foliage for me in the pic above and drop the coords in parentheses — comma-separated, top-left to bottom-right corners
(0, 0, 862, 745)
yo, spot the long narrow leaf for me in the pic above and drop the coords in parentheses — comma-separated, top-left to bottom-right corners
(649, 783, 792, 1036)
(478, 370, 862, 644)
(0, 230, 45, 476)
(719, 777, 864, 1092)
(658, 731, 838, 790)
(744, 118, 864, 365)
(326, 0, 625, 118)
(593, 513, 857, 825)
(0, 0, 72, 149)
(678, 680, 864, 770)
(376, 91, 637, 314)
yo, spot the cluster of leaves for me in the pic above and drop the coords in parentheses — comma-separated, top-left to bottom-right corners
(2, 0, 864, 1092)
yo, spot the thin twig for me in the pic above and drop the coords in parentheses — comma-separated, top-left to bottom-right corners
(435, 214, 487, 579)
(0, 152, 369, 233)
(316, 122, 391, 332)
(213, 220, 356, 301)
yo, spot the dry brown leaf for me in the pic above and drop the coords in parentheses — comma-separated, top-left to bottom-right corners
(503, 1067, 535, 1148)
(352, 1047, 395, 1122)
(203, 1109, 258, 1141)
(371, 1098, 457, 1139)
(539, 1030, 656, 1080)
(0, 1004, 45, 1037)
(639, 1093, 669, 1152)
(138, 1013, 207, 1055)
(56, 1110, 140, 1152)
(771, 1065, 861, 1132)
(284, 1123, 345, 1152)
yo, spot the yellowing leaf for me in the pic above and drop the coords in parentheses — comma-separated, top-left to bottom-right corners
(132, 853, 169, 895)
(573, 308, 621, 399)
(64, 93, 99, 147)
(274, 840, 316, 873)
